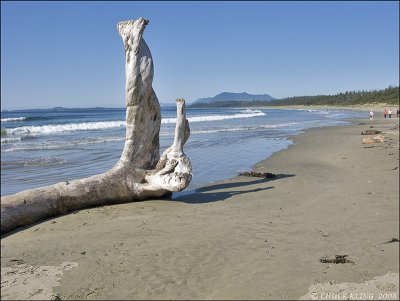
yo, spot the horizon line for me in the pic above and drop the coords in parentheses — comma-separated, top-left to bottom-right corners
(2, 85, 398, 111)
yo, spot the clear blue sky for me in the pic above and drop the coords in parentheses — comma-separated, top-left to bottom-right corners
(1, 1, 399, 110)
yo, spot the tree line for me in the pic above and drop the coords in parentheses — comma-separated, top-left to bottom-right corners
(190, 86, 399, 108)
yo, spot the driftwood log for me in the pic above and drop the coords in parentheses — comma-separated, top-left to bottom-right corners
(1, 18, 192, 234)
(319, 255, 354, 264)
(361, 129, 382, 135)
(238, 171, 276, 179)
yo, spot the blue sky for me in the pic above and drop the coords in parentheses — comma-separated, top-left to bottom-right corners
(1, 1, 399, 110)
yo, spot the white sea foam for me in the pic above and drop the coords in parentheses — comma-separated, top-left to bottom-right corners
(23, 157, 67, 167)
(240, 109, 264, 114)
(162, 109, 266, 124)
(1, 137, 23, 144)
(191, 122, 298, 135)
(325, 113, 345, 118)
(1, 120, 297, 151)
(1, 117, 26, 122)
(7, 121, 126, 137)
(5, 110, 266, 137)
(1, 137, 22, 143)
(1, 137, 125, 152)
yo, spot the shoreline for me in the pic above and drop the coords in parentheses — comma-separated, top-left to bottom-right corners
(1, 116, 399, 300)
(252, 103, 399, 112)
(190, 103, 399, 113)
(1, 107, 364, 197)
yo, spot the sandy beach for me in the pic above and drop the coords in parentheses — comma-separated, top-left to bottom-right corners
(1, 115, 399, 300)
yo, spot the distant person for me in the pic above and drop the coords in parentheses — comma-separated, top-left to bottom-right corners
(388, 109, 392, 118)
(397, 108, 399, 118)
(369, 110, 374, 121)
(383, 109, 387, 118)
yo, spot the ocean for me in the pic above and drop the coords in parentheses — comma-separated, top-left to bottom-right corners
(1, 106, 365, 196)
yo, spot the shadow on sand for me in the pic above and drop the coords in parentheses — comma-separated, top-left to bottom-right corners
(172, 174, 295, 204)
(1, 174, 295, 238)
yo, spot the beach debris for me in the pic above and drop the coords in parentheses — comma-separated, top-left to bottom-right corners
(362, 134, 385, 144)
(320, 255, 354, 264)
(362, 138, 375, 144)
(383, 238, 399, 244)
(1, 18, 192, 235)
(361, 129, 382, 135)
(238, 171, 276, 178)
(315, 229, 329, 237)
(373, 134, 385, 143)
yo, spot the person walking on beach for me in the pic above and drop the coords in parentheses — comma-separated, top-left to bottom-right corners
(369, 110, 374, 121)
(384, 109, 387, 118)
(397, 108, 399, 118)
(388, 109, 392, 118)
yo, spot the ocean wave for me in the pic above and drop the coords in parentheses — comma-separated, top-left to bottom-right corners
(4, 110, 266, 137)
(1, 137, 22, 143)
(1, 136, 125, 152)
(239, 109, 264, 114)
(191, 122, 298, 135)
(163, 110, 266, 124)
(324, 113, 346, 118)
(1, 117, 26, 122)
(6, 121, 126, 137)
(1, 121, 298, 151)
(23, 157, 67, 167)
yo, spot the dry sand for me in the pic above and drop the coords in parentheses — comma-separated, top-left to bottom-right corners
(1, 116, 399, 300)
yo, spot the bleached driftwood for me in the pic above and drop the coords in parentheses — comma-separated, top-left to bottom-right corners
(1, 18, 192, 234)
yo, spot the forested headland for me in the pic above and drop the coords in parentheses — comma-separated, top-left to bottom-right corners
(190, 86, 399, 108)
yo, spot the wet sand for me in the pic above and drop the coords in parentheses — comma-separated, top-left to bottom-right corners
(1, 116, 399, 300)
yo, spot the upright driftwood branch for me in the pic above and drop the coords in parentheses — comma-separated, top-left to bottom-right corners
(1, 18, 192, 234)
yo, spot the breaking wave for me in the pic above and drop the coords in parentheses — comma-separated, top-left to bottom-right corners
(6, 121, 126, 137)
(4, 109, 266, 137)
(163, 109, 266, 124)
(1, 117, 26, 122)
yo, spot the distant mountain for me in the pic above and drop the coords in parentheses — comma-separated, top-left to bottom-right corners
(192, 92, 275, 105)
